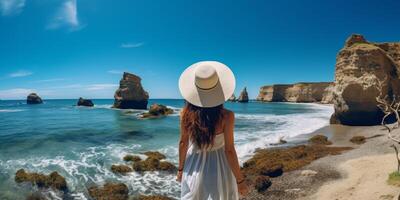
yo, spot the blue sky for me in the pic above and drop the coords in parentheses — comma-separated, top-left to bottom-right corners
(1, 0, 400, 100)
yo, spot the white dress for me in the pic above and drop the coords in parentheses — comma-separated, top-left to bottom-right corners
(181, 133, 239, 200)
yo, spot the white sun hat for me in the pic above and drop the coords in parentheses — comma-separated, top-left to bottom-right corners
(179, 61, 236, 108)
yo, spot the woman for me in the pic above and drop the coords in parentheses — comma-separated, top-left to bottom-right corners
(176, 61, 249, 200)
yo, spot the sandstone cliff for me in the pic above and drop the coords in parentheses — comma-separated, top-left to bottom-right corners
(113, 72, 149, 109)
(330, 34, 400, 125)
(256, 82, 333, 103)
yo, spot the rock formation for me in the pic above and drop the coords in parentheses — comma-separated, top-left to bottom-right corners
(228, 94, 236, 102)
(77, 97, 94, 107)
(15, 169, 67, 191)
(254, 176, 272, 192)
(140, 104, 173, 118)
(113, 72, 149, 109)
(88, 183, 129, 200)
(308, 135, 332, 145)
(111, 164, 133, 174)
(241, 144, 352, 187)
(131, 151, 177, 172)
(133, 195, 173, 200)
(123, 155, 142, 162)
(256, 82, 333, 103)
(237, 87, 249, 102)
(27, 93, 43, 104)
(330, 34, 400, 125)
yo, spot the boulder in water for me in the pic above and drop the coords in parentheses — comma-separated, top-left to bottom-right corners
(77, 97, 94, 107)
(113, 72, 149, 109)
(111, 164, 133, 174)
(141, 104, 173, 118)
(27, 93, 43, 104)
(123, 155, 142, 162)
(144, 151, 166, 160)
(26, 192, 46, 200)
(88, 183, 129, 200)
(132, 195, 174, 200)
(15, 169, 67, 191)
(132, 151, 177, 172)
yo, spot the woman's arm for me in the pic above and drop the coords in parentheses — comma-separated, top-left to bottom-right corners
(223, 111, 248, 195)
(177, 114, 189, 182)
(223, 111, 244, 182)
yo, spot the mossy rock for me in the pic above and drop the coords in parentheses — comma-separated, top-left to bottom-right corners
(350, 136, 366, 144)
(144, 151, 166, 160)
(308, 135, 332, 145)
(242, 145, 352, 181)
(111, 165, 133, 174)
(26, 192, 46, 200)
(254, 175, 272, 192)
(159, 161, 178, 172)
(387, 171, 400, 187)
(123, 155, 142, 162)
(258, 163, 283, 177)
(141, 104, 173, 118)
(132, 152, 176, 172)
(133, 195, 174, 200)
(15, 169, 67, 191)
(88, 183, 129, 200)
(133, 157, 160, 171)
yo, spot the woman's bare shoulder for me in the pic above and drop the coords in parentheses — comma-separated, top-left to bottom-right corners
(222, 108, 234, 121)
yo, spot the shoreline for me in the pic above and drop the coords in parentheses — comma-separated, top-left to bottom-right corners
(242, 124, 400, 200)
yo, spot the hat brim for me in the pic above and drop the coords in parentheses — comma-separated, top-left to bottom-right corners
(179, 61, 236, 108)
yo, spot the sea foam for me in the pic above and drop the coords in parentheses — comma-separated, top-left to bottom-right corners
(0, 109, 24, 113)
(234, 103, 333, 161)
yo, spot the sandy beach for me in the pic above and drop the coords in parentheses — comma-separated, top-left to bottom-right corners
(243, 124, 400, 200)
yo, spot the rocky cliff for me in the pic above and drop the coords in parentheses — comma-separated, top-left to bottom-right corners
(256, 82, 333, 103)
(113, 72, 149, 109)
(330, 34, 400, 125)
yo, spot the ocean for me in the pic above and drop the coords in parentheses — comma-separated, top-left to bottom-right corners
(0, 99, 333, 199)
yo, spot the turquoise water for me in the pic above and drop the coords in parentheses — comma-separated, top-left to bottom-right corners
(0, 99, 333, 199)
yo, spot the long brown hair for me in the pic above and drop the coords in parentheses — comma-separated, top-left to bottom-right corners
(181, 101, 224, 148)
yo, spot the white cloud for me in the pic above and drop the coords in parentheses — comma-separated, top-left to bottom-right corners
(120, 42, 144, 48)
(47, 0, 81, 30)
(32, 78, 65, 83)
(107, 70, 123, 74)
(46, 84, 82, 89)
(8, 70, 33, 78)
(86, 84, 118, 91)
(0, 0, 25, 16)
(0, 88, 35, 99)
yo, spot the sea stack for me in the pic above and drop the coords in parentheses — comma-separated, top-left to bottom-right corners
(113, 72, 149, 109)
(330, 34, 400, 125)
(77, 97, 94, 107)
(237, 87, 249, 103)
(26, 93, 43, 104)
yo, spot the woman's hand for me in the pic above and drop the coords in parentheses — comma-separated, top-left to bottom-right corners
(237, 181, 249, 196)
(176, 170, 183, 182)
